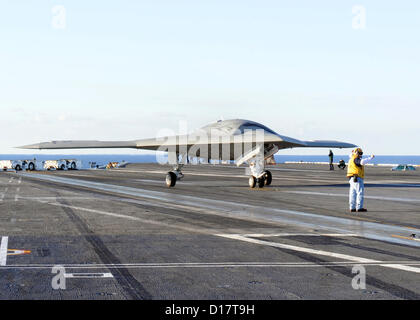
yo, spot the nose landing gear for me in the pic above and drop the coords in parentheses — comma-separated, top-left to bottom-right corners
(166, 172, 177, 187)
(165, 163, 184, 188)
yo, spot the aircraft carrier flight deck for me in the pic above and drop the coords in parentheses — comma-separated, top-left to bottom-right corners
(0, 163, 419, 300)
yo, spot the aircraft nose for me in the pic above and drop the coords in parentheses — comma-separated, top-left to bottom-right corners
(17, 143, 42, 149)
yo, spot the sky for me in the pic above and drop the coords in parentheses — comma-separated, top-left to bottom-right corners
(0, 0, 419, 155)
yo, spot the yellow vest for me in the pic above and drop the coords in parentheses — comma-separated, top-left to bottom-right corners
(347, 155, 365, 179)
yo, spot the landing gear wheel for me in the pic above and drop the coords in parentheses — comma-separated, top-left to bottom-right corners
(60, 164, 66, 170)
(249, 176, 256, 188)
(71, 162, 76, 170)
(28, 162, 35, 171)
(264, 170, 272, 186)
(15, 165, 22, 171)
(166, 172, 177, 188)
(257, 177, 265, 188)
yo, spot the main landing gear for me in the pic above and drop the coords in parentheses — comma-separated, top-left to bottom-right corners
(248, 170, 272, 189)
(247, 150, 272, 189)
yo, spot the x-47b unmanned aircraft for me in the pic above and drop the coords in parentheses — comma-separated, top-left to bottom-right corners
(19, 119, 357, 188)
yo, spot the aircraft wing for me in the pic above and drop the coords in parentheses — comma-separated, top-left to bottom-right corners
(18, 137, 356, 151)
(18, 136, 211, 151)
(300, 140, 357, 149)
(19, 140, 139, 150)
(18, 136, 218, 151)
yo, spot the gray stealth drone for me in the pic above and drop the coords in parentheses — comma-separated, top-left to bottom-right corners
(20, 119, 356, 188)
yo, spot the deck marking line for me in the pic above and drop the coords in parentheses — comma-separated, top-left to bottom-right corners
(0, 237, 9, 266)
(392, 235, 420, 242)
(283, 190, 420, 203)
(239, 233, 358, 238)
(3, 261, 420, 270)
(64, 273, 114, 279)
(7, 249, 31, 256)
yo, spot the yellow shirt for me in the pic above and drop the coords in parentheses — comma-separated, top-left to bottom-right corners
(347, 155, 365, 179)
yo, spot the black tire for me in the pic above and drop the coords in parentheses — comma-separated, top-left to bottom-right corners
(71, 162, 76, 170)
(257, 177, 265, 188)
(60, 164, 66, 170)
(166, 172, 177, 187)
(15, 165, 22, 171)
(248, 176, 256, 188)
(28, 162, 35, 171)
(264, 170, 272, 186)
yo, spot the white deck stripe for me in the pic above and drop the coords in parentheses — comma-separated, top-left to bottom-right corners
(15, 187, 20, 202)
(283, 190, 420, 203)
(216, 234, 420, 274)
(37, 201, 212, 235)
(19, 196, 99, 201)
(64, 273, 113, 279)
(0, 187, 8, 202)
(0, 237, 9, 266)
(239, 233, 358, 238)
(2, 261, 420, 270)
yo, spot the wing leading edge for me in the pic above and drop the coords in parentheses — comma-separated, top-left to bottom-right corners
(299, 140, 357, 149)
(19, 140, 139, 150)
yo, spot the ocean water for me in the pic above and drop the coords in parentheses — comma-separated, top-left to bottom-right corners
(1, 154, 420, 167)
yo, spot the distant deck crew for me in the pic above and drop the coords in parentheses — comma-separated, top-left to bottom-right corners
(347, 148, 375, 212)
(328, 150, 334, 170)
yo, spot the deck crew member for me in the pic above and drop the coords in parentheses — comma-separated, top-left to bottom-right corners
(347, 148, 375, 212)
(328, 150, 334, 170)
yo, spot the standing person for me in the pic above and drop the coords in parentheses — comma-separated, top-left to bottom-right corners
(328, 150, 334, 170)
(347, 148, 375, 212)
